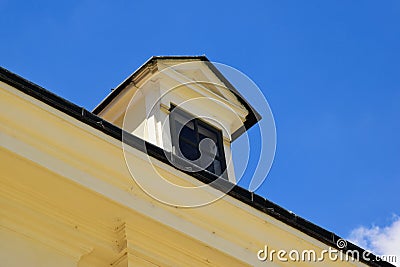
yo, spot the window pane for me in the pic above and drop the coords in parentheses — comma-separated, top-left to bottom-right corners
(206, 163, 215, 173)
(199, 152, 214, 170)
(179, 139, 199, 161)
(198, 124, 218, 143)
(213, 159, 222, 176)
(178, 121, 197, 144)
(199, 139, 217, 157)
(198, 125, 219, 157)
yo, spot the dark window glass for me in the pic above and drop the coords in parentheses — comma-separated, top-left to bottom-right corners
(178, 121, 196, 144)
(170, 106, 227, 179)
(179, 138, 199, 161)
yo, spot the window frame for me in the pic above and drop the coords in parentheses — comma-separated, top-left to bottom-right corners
(169, 105, 228, 179)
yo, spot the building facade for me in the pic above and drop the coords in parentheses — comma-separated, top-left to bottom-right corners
(0, 57, 393, 266)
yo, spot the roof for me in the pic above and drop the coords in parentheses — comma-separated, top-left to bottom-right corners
(92, 56, 262, 141)
(0, 66, 394, 267)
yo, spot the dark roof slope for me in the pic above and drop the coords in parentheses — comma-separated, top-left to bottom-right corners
(0, 66, 394, 267)
(92, 56, 261, 140)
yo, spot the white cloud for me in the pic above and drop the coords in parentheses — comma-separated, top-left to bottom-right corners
(348, 215, 400, 266)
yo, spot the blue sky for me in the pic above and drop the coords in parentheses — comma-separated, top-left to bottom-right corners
(1, 0, 399, 244)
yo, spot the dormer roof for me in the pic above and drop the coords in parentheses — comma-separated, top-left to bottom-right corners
(92, 56, 261, 141)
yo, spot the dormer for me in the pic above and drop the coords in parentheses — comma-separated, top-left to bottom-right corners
(93, 56, 261, 183)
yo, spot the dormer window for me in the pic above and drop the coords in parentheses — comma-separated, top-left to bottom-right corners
(94, 56, 261, 183)
(169, 106, 227, 179)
